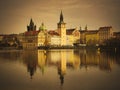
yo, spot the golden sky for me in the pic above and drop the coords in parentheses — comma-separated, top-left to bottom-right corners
(0, 0, 120, 34)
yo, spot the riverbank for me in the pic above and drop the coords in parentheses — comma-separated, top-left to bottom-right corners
(38, 46, 75, 49)
(0, 46, 120, 53)
(99, 46, 120, 52)
(0, 46, 22, 50)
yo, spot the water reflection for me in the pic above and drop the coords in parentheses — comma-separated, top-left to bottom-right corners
(22, 50, 38, 79)
(0, 49, 120, 90)
(22, 50, 80, 85)
(79, 49, 112, 71)
(21, 49, 120, 85)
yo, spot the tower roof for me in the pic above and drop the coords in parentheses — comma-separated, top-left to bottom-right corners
(59, 11, 64, 23)
(30, 18, 34, 26)
(39, 22, 47, 31)
(85, 25, 88, 31)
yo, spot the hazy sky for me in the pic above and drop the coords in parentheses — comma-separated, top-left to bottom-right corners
(0, 0, 120, 34)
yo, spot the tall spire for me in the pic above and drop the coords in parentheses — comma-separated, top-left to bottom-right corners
(85, 25, 88, 31)
(80, 26, 82, 31)
(59, 10, 64, 23)
(30, 18, 34, 26)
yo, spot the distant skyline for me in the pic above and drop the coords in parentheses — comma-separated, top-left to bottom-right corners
(0, 0, 120, 34)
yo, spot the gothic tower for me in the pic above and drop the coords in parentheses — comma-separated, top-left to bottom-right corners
(57, 11, 66, 46)
(27, 18, 36, 31)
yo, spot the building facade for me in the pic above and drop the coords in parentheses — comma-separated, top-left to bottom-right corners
(80, 29, 99, 45)
(46, 11, 80, 46)
(85, 30, 99, 46)
(20, 11, 81, 49)
(113, 32, 120, 39)
(99, 26, 113, 44)
(79, 26, 114, 45)
(22, 20, 46, 49)
(20, 12, 116, 48)
(47, 30, 61, 46)
(66, 28, 80, 46)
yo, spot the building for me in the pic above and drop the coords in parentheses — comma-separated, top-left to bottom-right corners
(22, 19, 46, 49)
(85, 30, 99, 46)
(47, 30, 61, 46)
(57, 11, 66, 46)
(79, 26, 99, 46)
(79, 26, 114, 45)
(99, 26, 113, 44)
(20, 16, 115, 48)
(66, 28, 80, 46)
(38, 30, 46, 46)
(113, 32, 120, 39)
(23, 30, 39, 49)
(0, 34, 19, 46)
(17, 33, 24, 46)
(22, 11, 80, 48)
(79, 30, 86, 44)
(21, 11, 120, 48)
(38, 23, 47, 46)
(0, 35, 4, 42)
(47, 11, 80, 46)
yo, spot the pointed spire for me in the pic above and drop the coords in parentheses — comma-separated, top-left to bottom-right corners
(30, 18, 34, 26)
(60, 10, 64, 23)
(80, 26, 82, 31)
(30, 18, 33, 22)
(85, 25, 88, 31)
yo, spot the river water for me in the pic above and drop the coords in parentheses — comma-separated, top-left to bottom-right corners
(0, 49, 120, 90)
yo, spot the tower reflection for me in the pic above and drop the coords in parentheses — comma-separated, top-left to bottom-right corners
(37, 50, 47, 75)
(47, 50, 80, 85)
(22, 50, 38, 79)
(22, 49, 117, 85)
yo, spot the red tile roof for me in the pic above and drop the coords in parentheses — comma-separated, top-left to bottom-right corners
(80, 30, 98, 34)
(48, 30, 60, 36)
(86, 30, 98, 34)
(66, 29, 75, 35)
(99, 26, 112, 30)
(24, 30, 39, 36)
(113, 32, 120, 35)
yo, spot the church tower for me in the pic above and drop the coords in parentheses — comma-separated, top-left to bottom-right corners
(57, 11, 66, 46)
(27, 18, 36, 31)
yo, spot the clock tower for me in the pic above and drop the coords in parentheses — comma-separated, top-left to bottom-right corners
(57, 11, 66, 46)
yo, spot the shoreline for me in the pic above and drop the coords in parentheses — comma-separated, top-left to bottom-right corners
(0, 46, 119, 51)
